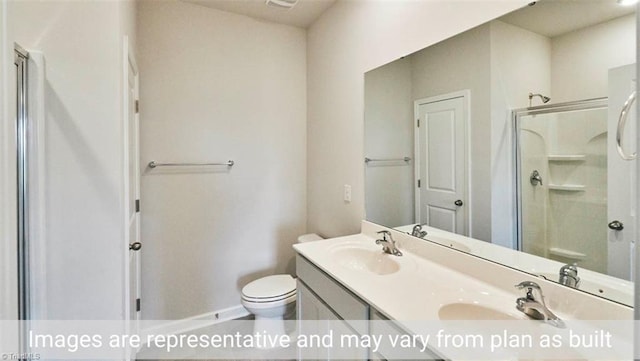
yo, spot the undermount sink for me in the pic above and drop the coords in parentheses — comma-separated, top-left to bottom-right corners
(330, 244, 401, 275)
(438, 303, 522, 320)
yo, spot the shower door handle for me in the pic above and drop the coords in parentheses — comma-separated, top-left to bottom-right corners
(616, 90, 637, 161)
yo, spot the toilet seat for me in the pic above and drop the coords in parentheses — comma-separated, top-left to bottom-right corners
(242, 289, 296, 303)
(241, 274, 296, 303)
(241, 293, 296, 310)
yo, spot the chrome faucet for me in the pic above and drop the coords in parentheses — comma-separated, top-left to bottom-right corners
(410, 224, 427, 238)
(515, 281, 565, 328)
(376, 230, 402, 256)
(559, 263, 580, 288)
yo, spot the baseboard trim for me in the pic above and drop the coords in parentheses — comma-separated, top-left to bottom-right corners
(141, 304, 250, 338)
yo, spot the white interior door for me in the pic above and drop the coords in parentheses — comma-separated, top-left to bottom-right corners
(416, 94, 467, 235)
(125, 41, 141, 325)
(607, 63, 636, 281)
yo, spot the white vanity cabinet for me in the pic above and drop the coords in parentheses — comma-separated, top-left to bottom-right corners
(296, 254, 369, 360)
(296, 254, 443, 361)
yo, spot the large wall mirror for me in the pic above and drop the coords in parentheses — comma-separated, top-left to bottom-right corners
(364, 0, 636, 306)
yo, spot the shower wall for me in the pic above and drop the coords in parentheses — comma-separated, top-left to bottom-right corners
(520, 107, 608, 273)
(519, 121, 549, 258)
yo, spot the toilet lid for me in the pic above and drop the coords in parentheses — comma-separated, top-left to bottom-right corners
(242, 274, 296, 300)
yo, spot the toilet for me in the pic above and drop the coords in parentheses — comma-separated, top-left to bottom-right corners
(241, 233, 323, 335)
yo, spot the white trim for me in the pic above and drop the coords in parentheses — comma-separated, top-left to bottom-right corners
(141, 305, 250, 343)
(122, 35, 131, 325)
(123, 35, 141, 361)
(122, 34, 141, 317)
(413, 90, 471, 236)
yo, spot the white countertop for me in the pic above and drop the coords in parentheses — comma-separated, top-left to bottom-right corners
(293, 223, 633, 360)
(295, 233, 526, 322)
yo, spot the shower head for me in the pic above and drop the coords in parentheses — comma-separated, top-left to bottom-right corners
(529, 92, 551, 106)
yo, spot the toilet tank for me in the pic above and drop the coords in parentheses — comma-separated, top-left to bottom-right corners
(297, 233, 323, 243)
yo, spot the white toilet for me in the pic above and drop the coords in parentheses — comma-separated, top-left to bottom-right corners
(241, 233, 323, 335)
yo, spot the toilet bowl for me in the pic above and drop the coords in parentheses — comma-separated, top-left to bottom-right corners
(241, 233, 323, 336)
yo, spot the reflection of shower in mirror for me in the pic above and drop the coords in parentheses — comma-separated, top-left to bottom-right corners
(528, 92, 551, 107)
(363, 0, 637, 306)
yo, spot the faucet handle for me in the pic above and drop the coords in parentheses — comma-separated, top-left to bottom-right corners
(377, 230, 391, 241)
(515, 281, 541, 290)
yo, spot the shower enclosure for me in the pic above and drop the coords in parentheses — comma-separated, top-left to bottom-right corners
(13, 43, 46, 357)
(14, 43, 30, 357)
(514, 96, 635, 280)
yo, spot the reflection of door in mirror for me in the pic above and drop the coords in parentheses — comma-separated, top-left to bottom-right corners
(415, 92, 468, 236)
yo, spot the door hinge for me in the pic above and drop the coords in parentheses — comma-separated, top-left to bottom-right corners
(418, 179, 421, 188)
(135, 199, 140, 213)
(136, 298, 141, 312)
(135, 100, 140, 114)
(417, 119, 420, 127)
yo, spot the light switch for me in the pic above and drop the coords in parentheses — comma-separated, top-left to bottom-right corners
(344, 184, 352, 203)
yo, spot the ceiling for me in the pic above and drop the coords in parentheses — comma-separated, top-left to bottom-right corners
(500, 0, 636, 38)
(184, 0, 337, 28)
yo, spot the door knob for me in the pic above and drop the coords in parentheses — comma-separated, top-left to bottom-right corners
(129, 242, 142, 251)
(608, 221, 624, 231)
(454, 200, 463, 206)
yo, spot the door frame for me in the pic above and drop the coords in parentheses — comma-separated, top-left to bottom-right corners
(122, 35, 140, 326)
(413, 90, 470, 234)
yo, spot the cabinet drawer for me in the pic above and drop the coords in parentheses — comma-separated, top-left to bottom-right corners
(296, 254, 369, 334)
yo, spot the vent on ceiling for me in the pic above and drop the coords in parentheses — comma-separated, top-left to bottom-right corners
(265, 0, 299, 10)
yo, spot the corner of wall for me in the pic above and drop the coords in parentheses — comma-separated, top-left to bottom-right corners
(0, 0, 16, 321)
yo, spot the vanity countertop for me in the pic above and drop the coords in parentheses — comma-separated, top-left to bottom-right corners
(293, 222, 633, 360)
(294, 233, 526, 322)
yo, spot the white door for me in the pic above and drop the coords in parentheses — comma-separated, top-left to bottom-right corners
(607, 64, 636, 280)
(415, 94, 467, 235)
(125, 41, 141, 325)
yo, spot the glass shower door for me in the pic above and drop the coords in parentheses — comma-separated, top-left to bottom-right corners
(515, 100, 614, 276)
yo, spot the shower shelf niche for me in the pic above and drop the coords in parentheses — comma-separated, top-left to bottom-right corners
(547, 184, 585, 192)
(547, 154, 586, 161)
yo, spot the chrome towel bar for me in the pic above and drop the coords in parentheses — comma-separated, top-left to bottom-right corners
(148, 160, 234, 168)
(364, 157, 411, 163)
